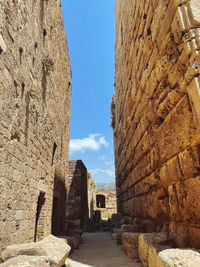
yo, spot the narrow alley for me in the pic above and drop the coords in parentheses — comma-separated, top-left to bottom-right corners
(65, 232, 142, 267)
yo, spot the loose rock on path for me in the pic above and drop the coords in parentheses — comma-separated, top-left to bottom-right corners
(65, 232, 142, 267)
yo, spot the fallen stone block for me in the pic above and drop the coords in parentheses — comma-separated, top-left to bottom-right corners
(2, 242, 47, 262)
(61, 235, 81, 250)
(122, 233, 140, 259)
(138, 232, 169, 267)
(157, 248, 200, 267)
(116, 228, 134, 245)
(116, 224, 135, 245)
(121, 224, 133, 231)
(2, 235, 71, 267)
(39, 235, 71, 267)
(0, 255, 50, 267)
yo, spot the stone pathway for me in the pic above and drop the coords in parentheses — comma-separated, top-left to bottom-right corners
(65, 232, 142, 267)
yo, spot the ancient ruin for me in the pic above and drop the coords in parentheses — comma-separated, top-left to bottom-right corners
(2, 0, 200, 266)
(66, 160, 89, 232)
(113, 0, 200, 252)
(0, 0, 71, 258)
(67, 160, 117, 232)
(95, 188, 117, 218)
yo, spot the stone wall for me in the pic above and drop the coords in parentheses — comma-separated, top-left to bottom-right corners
(87, 172, 97, 218)
(67, 161, 117, 224)
(95, 189, 117, 218)
(0, 0, 71, 256)
(113, 0, 200, 248)
(66, 161, 89, 229)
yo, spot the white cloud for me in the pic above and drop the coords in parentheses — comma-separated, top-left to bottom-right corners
(89, 168, 115, 179)
(98, 155, 107, 160)
(105, 161, 114, 165)
(69, 134, 109, 155)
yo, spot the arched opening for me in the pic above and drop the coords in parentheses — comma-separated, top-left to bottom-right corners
(96, 194, 106, 208)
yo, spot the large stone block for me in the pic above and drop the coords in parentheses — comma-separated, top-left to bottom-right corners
(158, 249, 200, 267)
(169, 222, 190, 248)
(2, 242, 47, 262)
(189, 227, 200, 248)
(138, 232, 169, 267)
(61, 235, 81, 250)
(114, 0, 200, 251)
(38, 235, 71, 267)
(187, 77, 200, 131)
(0, 256, 50, 267)
(2, 235, 71, 267)
(188, 0, 200, 26)
(168, 177, 200, 224)
(122, 233, 140, 259)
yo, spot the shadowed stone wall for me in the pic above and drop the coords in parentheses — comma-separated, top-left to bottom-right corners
(66, 160, 89, 229)
(113, 0, 200, 248)
(0, 0, 71, 255)
(87, 172, 97, 218)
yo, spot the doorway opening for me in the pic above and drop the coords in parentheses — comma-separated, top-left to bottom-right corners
(96, 195, 106, 208)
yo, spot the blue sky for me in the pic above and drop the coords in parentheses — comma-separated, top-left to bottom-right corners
(61, 0, 116, 183)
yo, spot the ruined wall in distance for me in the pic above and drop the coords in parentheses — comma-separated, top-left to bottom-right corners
(0, 0, 71, 255)
(87, 172, 97, 218)
(113, 0, 200, 248)
(95, 189, 117, 218)
(66, 160, 89, 228)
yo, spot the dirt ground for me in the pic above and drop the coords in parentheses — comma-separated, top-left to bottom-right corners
(65, 232, 142, 267)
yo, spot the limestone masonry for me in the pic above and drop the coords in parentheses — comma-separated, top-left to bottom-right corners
(67, 160, 117, 231)
(66, 160, 89, 230)
(95, 188, 117, 218)
(113, 0, 200, 249)
(0, 0, 72, 255)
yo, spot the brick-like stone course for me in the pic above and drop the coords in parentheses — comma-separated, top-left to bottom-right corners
(66, 161, 89, 228)
(113, 0, 200, 248)
(67, 161, 117, 230)
(87, 172, 97, 218)
(0, 0, 71, 256)
(95, 189, 117, 218)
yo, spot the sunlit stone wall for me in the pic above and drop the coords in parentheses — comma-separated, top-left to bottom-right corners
(113, 0, 200, 248)
(0, 0, 71, 255)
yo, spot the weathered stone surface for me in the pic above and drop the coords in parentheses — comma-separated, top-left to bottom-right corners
(2, 235, 71, 267)
(113, 0, 200, 249)
(2, 242, 47, 262)
(138, 233, 169, 267)
(139, 234, 200, 267)
(61, 235, 81, 250)
(0, 256, 50, 267)
(66, 161, 89, 230)
(38, 235, 71, 267)
(121, 224, 133, 232)
(0, 35, 6, 53)
(158, 249, 200, 267)
(0, 0, 72, 254)
(95, 188, 117, 218)
(116, 227, 134, 245)
(122, 233, 140, 259)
